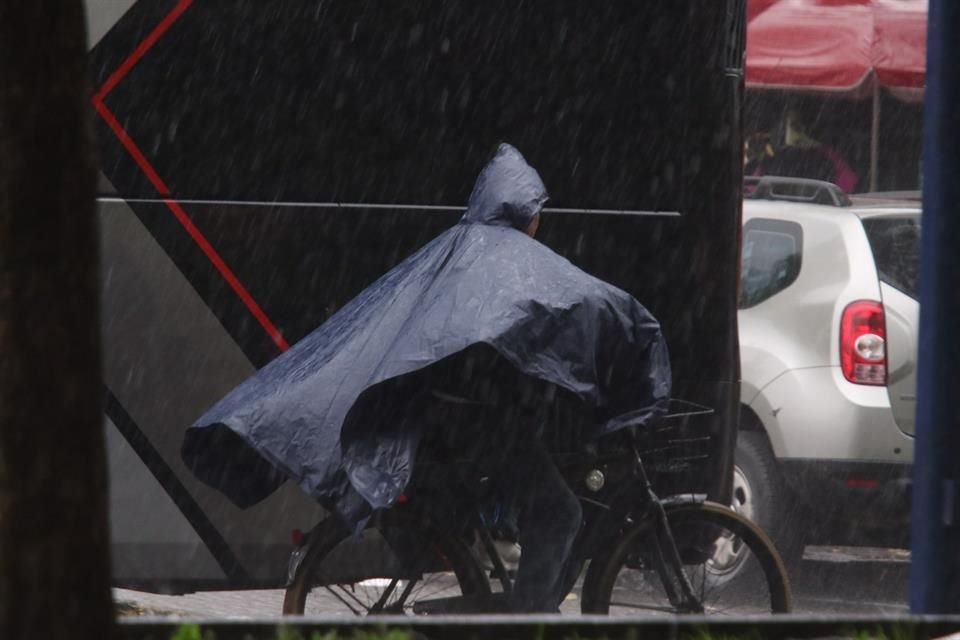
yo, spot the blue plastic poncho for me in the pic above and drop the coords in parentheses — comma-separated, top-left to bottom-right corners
(182, 143, 670, 521)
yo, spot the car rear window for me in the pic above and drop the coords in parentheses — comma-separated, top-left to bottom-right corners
(739, 219, 803, 309)
(861, 217, 921, 300)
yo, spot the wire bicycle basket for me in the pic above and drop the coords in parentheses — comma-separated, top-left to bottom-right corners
(635, 399, 715, 476)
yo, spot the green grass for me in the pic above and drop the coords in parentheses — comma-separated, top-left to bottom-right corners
(164, 621, 937, 640)
(169, 624, 415, 640)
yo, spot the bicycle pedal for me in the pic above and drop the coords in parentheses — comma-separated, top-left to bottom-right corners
(489, 568, 517, 580)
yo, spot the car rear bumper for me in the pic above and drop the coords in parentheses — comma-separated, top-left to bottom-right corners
(780, 458, 911, 544)
(748, 365, 914, 545)
(750, 366, 914, 464)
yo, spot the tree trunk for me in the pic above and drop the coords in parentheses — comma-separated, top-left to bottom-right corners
(0, 2, 115, 639)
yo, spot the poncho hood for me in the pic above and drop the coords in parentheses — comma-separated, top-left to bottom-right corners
(461, 143, 548, 231)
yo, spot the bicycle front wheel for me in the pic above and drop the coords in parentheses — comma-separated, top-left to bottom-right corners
(581, 501, 792, 615)
(283, 510, 489, 615)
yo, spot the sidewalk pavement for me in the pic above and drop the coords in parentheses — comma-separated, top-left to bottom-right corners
(114, 588, 286, 618)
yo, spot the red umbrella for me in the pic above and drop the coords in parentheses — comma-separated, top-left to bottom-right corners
(873, 0, 927, 100)
(745, 0, 927, 189)
(747, 0, 781, 23)
(747, 0, 926, 95)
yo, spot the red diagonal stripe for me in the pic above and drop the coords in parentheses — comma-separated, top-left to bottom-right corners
(162, 198, 290, 352)
(95, 0, 193, 102)
(92, 98, 172, 196)
(94, 99, 290, 352)
(93, 0, 290, 353)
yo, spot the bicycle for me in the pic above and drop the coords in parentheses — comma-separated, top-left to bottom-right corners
(282, 400, 792, 616)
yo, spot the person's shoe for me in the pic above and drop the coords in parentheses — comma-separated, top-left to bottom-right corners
(494, 540, 522, 569)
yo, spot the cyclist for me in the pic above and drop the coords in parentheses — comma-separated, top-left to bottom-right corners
(182, 143, 671, 612)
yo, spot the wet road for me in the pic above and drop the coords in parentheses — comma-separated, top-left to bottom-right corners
(114, 546, 911, 618)
(789, 546, 910, 615)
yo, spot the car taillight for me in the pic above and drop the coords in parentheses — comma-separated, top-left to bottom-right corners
(840, 300, 887, 385)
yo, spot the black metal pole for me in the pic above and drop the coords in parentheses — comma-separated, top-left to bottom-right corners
(869, 79, 880, 192)
(910, 0, 960, 614)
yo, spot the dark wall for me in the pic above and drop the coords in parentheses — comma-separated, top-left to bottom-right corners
(96, 0, 722, 211)
(92, 0, 742, 366)
(92, 1, 744, 505)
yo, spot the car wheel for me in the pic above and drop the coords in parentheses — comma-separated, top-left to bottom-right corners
(734, 430, 806, 565)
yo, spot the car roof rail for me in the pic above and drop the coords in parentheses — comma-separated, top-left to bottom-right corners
(744, 175, 852, 207)
(852, 190, 922, 203)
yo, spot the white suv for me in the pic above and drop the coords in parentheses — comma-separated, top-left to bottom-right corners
(735, 177, 919, 560)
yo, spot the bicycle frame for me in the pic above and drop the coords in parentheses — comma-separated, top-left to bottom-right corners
(299, 401, 719, 614)
(466, 439, 708, 613)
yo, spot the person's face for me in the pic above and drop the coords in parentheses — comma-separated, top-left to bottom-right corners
(525, 213, 541, 238)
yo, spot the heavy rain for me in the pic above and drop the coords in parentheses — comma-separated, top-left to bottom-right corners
(2, 1, 957, 639)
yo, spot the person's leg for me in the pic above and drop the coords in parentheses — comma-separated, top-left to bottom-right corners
(510, 440, 582, 613)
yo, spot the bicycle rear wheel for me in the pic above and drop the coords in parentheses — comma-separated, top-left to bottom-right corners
(581, 501, 791, 615)
(283, 510, 489, 615)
